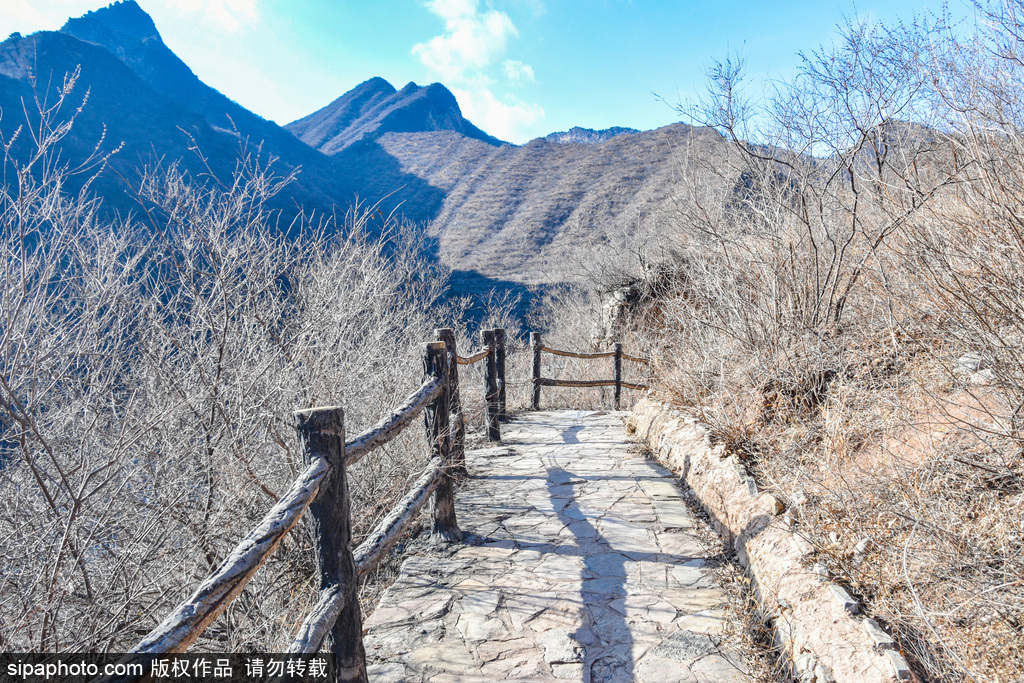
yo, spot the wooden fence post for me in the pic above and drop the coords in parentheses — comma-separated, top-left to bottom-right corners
(435, 328, 466, 475)
(494, 328, 507, 421)
(613, 342, 623, 411)
(481, 329, 500, 441)
(530, 332, 542, 410)
(423, 341, 461, 542)
(294, 407, 367, 683)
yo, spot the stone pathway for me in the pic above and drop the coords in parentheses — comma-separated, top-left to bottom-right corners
(363, 410, 748, 682)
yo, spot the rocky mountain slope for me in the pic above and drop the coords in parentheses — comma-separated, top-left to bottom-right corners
(544, 126, 639, 144)
(370, 124, 729, 284)
(2, 1, 733, 290)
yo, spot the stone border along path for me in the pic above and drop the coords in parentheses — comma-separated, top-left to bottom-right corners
(363, 410, 750, 682)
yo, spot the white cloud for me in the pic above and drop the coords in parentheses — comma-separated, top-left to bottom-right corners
(414, 0, 543, 142)
(0, 2, 49, 32)
(0, 1, 258, 36)
(0, 1, 98, 35)
(162, 0, 258, 33)
(503, 58, 534, 84)
(412, 0, 516, 82)
(452, 86, 543, 142)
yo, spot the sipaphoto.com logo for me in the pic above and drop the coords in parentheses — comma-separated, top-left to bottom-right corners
(1, 653, 335, 682)
(6, 658, 143, 681)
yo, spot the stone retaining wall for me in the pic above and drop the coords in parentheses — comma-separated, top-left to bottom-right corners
(628, 398, 918, 683)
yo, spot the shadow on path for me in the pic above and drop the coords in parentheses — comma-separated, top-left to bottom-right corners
(561, 426, 585, 444)
(547, 465, 633, 681)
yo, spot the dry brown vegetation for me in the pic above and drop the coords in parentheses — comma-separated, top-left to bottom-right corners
(536, 5, 1024, 681)
(0, 77, 517, 651)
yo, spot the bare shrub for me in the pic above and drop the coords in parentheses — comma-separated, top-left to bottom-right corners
(548, 7, 1024, 681)
(0, 84, 461, 651)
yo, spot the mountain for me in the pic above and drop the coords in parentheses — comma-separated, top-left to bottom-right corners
(0, 1, 449, 225)
(2, 1, 736, 296)
(61, 0, 195, 103)
(371, 123, 731, 284)
(287, 78, 504, 154)
(544, 126, 639, 144)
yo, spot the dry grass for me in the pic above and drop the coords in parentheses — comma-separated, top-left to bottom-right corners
(0, 91, 523, 651)
(529, 7, 1024, 679)
(729, 344, 1024, 681)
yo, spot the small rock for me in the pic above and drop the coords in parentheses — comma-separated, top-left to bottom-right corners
(763, 493, 785, 515)
(792, 653, 817, 681)
(852, 538, 870, 567)
(793, 654, 837, 682)
(970, 368, 997, 385)
(746, 477, 759, 496)
(955, 352, 986, 375)
(863, 618, 895, 652)
(811, 563, 829, 581)
(732, 459, 748, 482)
(828, 585, 860, 614)
(812, 662, 837, 683)
(885, 650, 913, 680)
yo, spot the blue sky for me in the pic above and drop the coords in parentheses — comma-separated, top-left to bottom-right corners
(2, 0, 965, 143)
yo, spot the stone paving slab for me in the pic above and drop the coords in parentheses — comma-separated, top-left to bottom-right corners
(364, 410, 748, 682)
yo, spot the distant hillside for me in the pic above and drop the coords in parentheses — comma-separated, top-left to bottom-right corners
(374, 124, 731, 284)
(544, 126, 639, 144)
(287, 78, 504, 154)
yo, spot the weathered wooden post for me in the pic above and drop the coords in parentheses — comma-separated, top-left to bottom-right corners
(494, 328, 507, 421)
(531, 332, 542, 410)
(435, 328, 466, 475)
(423, 341, 461, 541)
(481, 329, 501, 441)
(613, 342, 623, 411)
(294, 407, 367, 683)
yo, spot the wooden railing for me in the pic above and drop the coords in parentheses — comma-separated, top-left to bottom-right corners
(119, 327, 647, 678)
(529, 332, 649, 411)
(125, 327, 507, 682)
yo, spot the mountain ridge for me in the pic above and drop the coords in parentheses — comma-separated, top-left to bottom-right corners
(372, 123, 730, 284)
(287, 77, 505, 154)
(543, 126, 640, 144)
(1, 1, 734, 291)
(1, 1, 453, 225)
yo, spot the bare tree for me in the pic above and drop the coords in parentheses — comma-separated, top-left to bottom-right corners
(0, 78, 462, 651)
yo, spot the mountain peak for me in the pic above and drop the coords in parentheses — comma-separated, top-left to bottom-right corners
(287, 78, 504, 154)
(355, 76, 397, 97)
(544, 126, 640, 144)
(60, 0, 205, 112)
(61, 1, 160, 45)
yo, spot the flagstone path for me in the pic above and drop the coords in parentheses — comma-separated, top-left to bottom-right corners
(363, 410, 749, 682)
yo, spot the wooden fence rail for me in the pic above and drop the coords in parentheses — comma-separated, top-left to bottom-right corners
(530, 332, 649, 411)
(124, 326, 647, 681)
(125, 328, 508, 682)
